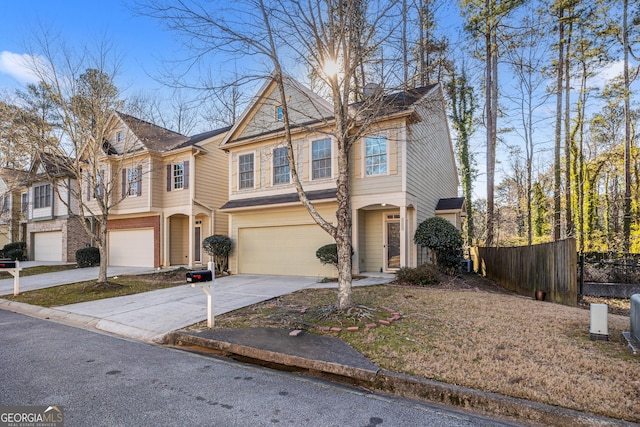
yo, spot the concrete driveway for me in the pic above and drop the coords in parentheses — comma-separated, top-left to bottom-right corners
(0, 263, 157, 296)
(0, 272, 393, 343)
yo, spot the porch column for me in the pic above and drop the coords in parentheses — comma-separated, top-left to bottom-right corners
(351, 207, 360, 274)
(400, 205, 407, 268)
(163, 215, 170, 267)
(188, 214, 194, 268)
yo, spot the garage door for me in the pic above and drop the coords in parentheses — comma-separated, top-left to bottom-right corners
(238, 225, 334, 276)
(33, 231, 62, 261)
(108, 229, 154, 267)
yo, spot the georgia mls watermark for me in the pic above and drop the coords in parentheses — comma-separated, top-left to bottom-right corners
(0, 406, 63, 427)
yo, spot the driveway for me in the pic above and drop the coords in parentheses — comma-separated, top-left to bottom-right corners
(0, 264, 157, 296)
(0, 272, 393, 343)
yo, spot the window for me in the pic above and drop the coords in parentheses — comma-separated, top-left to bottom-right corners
(239, 154, 254, 189)
(96, 170, 105, 199)
(365, 135, 387, 176)
(21, 193, 28, 213)
(312, 139, 331, 179)
(1, 195, 8, 212)
(33, 184, 51, 209)
(173, 163, 184, 190)
(123, 166, 142, 197)
(116, 131, 123, 143)
(272, 147, 290, 185)
(275, 106, 284, 121)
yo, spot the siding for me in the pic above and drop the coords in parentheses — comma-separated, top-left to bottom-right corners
(162, 155, 191, 208)
(170, 215, 189, 265)
(362, 210, 383, 272)
(406, 89, 458, 224)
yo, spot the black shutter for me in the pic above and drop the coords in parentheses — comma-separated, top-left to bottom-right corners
(167, 164, 172, 192)
(137, 165, 142, 196)
(183, 161, 189, 190)
(86, 171, 91, 201)
(122, 169, 127, 197)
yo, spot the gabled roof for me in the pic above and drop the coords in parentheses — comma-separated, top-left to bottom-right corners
(0, 167, 30, 189)
(350, 84, 437, 117)
(181, 125, 233, 147)
(116, 112, 191, 153)
(32, 152, 75, 178)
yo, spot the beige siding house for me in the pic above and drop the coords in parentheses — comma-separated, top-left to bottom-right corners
(220, 76, 463, 277)
(86, 112, 230, 268)
(0, 168, 30, 248)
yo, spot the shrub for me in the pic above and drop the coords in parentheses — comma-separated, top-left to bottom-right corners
(2, 242, 26, 261)
(76, 247, 100, 268)
(202, 235, 233, 273)
(395, 263, 439, 286)
(414, 217, 463, 275)
(315, 244, 354, 268)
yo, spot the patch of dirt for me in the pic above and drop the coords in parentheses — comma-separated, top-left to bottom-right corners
(129, 267, 194, 284)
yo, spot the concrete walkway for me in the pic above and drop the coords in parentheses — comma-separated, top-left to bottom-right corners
(0, 263, 157, 296)
(0, 272, 393, 343)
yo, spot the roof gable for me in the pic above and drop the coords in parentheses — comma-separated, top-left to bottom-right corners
(111, 112, 191, 154)
(221, 74, 334, 148)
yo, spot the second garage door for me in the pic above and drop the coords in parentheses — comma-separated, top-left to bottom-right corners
(33, 231, 62, 261)
(108, 229, 154, 267)
(238, 224, 335, 276)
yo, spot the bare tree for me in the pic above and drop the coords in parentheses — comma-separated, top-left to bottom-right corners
(138, 0, 409, 309)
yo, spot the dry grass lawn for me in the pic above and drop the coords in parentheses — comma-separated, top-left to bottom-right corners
(208, 276, 639, 423)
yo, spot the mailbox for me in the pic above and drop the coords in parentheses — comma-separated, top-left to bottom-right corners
(186, 270, 213, 283)
(0, 260, 17, 269)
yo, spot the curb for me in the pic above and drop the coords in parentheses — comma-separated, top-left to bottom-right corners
(168, 331, 635, 427)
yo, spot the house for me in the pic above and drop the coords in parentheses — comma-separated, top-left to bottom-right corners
(84, 112, 230, 268)
(0, 168, 30, 248)
(23, 153, 87, 262)
(219, 76, 462, 277)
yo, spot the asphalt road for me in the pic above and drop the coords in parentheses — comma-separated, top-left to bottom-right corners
(0, 310, 519, 427)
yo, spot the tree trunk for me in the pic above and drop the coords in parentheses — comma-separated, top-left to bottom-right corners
(98, 215, 108, 283)
(485, 13, 495, 247)
(553, 6, 564, 241)
(623, 0, 632, 254)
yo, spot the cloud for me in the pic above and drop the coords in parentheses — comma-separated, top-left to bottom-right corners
(0, 51, 43, 84)
(592, 60, 625, 89)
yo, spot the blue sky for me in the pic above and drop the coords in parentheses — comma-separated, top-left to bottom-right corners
(0, 1, 177, 94)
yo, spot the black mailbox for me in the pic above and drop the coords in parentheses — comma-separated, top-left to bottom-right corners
(0, 260, 17, 269)
(186, 270, 213, 283)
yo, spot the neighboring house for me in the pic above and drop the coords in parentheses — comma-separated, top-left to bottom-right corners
(219, 76, 464, 277)
(84, 112, 230, 268)
(0, 168, 30, 248)
(24, 153, 87, 262)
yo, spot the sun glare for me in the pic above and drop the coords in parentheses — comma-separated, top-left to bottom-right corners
(323, 58, 340, 77)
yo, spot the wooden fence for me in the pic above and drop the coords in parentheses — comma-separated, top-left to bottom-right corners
(470, 239, 577, 307)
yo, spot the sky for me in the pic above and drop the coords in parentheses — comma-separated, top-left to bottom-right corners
(0, 1, 178, 95)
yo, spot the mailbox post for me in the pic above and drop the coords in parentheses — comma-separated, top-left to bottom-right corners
(0, 260, 21, 296)
(187, 263, 215, 328)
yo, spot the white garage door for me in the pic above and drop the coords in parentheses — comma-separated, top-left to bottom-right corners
(108, 229, 154, 267)
(34, 231, 62, 261)
(238, 225, 334, 276)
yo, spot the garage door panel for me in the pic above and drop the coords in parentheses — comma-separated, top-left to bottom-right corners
(34, 231, 62, 261)
(108, 229, 154, 267)
(239, 225, 335, 276)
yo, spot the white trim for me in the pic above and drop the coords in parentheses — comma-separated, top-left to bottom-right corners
(237, 150, 257, 191)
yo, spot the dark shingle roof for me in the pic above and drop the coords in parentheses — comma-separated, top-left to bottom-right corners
(179, 125, 233, 148)
(435, 197, 465, 211)
(220, 188, 337, 210)
(36, 152, 75, 177)
(117, 112, 190, 153)
(350, 84, 437, 116)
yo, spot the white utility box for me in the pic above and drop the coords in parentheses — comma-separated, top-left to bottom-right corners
(590, 303, 609, 341)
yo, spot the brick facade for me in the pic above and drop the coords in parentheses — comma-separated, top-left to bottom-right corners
(107, 215, 161, 268)
(27, 217, 90, 263)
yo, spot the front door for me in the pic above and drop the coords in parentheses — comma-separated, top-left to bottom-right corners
(194, 225, 201, 263)
(385, 220, 401, 271)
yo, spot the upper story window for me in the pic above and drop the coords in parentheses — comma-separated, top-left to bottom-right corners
(21, 193, 28, 213)
(239, 153, 254, 189)
(123, 166, 142, 197)
(173, 163, 184, 190)
(33, 184, 51, 209)
(166, 161, 189, 192)
(365, 135, 387, 176)
(1, 194, 8, 212)
(275, 106, 284, 121)
(116, 131, 123, 143)
(312, 138, 332, 180)
(96, 170, 105, 199)
(273, 147, 290, 185)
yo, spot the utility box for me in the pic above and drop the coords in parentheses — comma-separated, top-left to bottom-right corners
(0, 260, 17, 269)
(590, 303, 609, 341)
(631, 294, 640, 344)
(186, 270, 213, 283)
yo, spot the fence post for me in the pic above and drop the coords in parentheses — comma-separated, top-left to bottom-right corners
(578, 253, 584, 303)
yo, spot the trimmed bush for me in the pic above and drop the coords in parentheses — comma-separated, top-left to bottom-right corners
(395, 263, 439, 286)
(414, 217, 463, 275)
(76, 247, 100, 268)
(2, 242, 26, 261)
(316, 243, 339, 267)
(202, 235, 233, 273)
